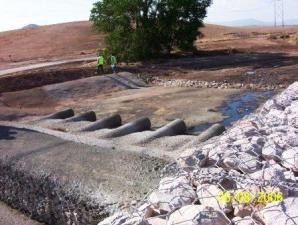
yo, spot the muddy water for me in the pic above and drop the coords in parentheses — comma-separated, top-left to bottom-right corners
(189, 90, 275, 133)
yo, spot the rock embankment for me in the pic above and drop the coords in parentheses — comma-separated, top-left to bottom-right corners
(152, 77, 287, 90)
(98, 82, 297, 225)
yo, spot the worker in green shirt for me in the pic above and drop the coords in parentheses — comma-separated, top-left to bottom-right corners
(97, 54, 105, 74)
(110, 55, 117, 74)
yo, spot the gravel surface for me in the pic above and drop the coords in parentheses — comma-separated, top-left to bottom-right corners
(0, 201, 42, 225)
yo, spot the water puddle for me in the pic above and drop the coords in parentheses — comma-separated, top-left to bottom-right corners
(189, 90, 276, 134)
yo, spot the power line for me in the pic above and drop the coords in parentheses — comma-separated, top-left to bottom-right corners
(274, 0, 285, 27)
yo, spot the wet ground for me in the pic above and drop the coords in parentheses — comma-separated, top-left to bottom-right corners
(189, 90, 276, 133)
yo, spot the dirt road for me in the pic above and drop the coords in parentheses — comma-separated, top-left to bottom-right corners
(0, 56, 96, 77)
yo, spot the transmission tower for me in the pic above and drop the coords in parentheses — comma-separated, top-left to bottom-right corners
(274, 0, 285, 27)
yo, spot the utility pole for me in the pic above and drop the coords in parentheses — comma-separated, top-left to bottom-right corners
(274, 0, 285, 27)
(274, 0, 277, 27)
(282, 0, 285, 27)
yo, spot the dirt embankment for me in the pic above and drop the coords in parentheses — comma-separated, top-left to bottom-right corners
(0, 21, 104, 69)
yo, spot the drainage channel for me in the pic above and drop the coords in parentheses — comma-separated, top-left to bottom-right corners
(189, 90, 276, 133)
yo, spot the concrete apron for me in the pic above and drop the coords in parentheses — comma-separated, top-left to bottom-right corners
(0, 120, 224, 225)
(0, 123, 167, 225)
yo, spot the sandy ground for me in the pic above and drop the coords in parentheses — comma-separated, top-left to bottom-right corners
(0, 202, 42, 225)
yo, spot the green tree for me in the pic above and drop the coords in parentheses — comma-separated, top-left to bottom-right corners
(90, 0, 211, 62)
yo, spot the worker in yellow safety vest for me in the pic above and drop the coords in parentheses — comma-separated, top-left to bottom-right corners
(97, 55, 105, 74)
(110, 55, 117, 74)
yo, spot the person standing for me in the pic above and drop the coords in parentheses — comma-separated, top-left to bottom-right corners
(97, 54, 105, 74)
(110, 55, 117, 74)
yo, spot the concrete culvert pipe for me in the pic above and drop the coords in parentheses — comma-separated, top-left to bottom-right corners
(196, 123, 226, 143)
(80, 114, 122, 132)
(65, 111, 97, 122)
(45, 108, 75, 119)
(103, 117, 151, 138)
(146, 119, 187, 141)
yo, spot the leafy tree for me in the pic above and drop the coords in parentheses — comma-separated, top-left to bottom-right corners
(90, 0, 211, 62)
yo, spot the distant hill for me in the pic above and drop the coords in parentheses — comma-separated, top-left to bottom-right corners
(22, 24, 40, 29)
(216, 19, 269, 27)
(285, 19, 298, 25)
(212, 18, 298, 27)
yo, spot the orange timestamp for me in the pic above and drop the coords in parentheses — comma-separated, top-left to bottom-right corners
(216, 191, 284, 204)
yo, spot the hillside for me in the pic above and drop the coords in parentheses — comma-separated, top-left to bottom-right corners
(201, 23, 298, 39)
(1, 21, 298, 70)
(0, 21, 104, 69)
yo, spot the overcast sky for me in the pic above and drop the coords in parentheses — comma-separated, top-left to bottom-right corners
(0, 0, 298, 32)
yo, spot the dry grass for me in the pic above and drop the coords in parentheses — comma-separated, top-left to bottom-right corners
(0, 21, 104, 67)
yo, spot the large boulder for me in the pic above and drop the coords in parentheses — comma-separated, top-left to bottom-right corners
(196, 184, 232, 213)
(177, 148, 208, 170)
(260, 198, 298, 225)
(233, 204, 254, 218)
(281, 148, 298, 172)
(168, 205, 230, 225)
(148, 176, 197, 213)
(191, 167, 226, 187)
(158, 176, 196, 199)
(232, 217, 258, 225)
(98, 213, 150, 225)
(223, 152, 262, 173)
(98, 213, 131, 225)
(251, 164, 286, 182)
(262, 140, 283, 161)
(264, 109, 288, 127)
(147, 218, 167, 225)
(148, 191, 189, 213)
(232, 137, 263, 156)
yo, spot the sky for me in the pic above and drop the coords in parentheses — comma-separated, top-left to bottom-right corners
(0, 0, 298, 32)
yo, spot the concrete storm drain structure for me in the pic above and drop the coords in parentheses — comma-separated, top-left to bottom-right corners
(0, 82, 297, 225)
(0, 106, 225, 224)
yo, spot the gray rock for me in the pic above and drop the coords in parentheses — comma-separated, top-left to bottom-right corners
(196, 184, 232, 213)
(148, 176, 196, 213)
(260, 197, 298, 225)
(233, 204, 254, 218)
(98, 212, 130, 225)
(122, 217, 149, 225)
(232, 217, 258, 225)
(223, 152, 262, 173)
(177, 149, 208, 169)
(168, 205, 230, 225)
(136, 203, 156, 218)
(281, 148, 298, 172)
(148, 191, 187, 213)
(251, 164, 286, 182)
(147, 218, 167, 225)
(262, 141, 283, 161)
(191, 167, 226, 186)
